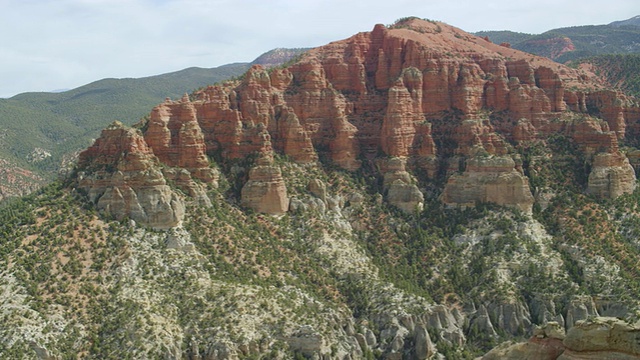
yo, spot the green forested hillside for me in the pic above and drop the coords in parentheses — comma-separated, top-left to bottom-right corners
(2, 135, 640, 358)
(0, 63, 250, 176)
(570, 54, 640, 98)
(476, 23, 640, 63)
(530, 25, 640, 63)
(609, 15, 640, 28)
(473, 30, 533, 46)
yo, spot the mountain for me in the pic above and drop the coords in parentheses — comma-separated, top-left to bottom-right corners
(0, 63, 250, 199)
(473, 30, 534, 47)
(0, 49, 305, 202)
(476, 15, 640, 63)
(569, 54, 640, 98)
(3, 17, 640, 359)
(609, 15, 640, 27)
(250, 47, 310, 68)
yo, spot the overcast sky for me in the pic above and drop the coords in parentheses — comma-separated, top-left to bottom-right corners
(1, 0, 638, 98)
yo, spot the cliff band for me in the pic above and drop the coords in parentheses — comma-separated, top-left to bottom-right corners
(77, 17, 640, 225)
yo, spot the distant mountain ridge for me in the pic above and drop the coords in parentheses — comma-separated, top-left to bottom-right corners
(0, 49, 305, 201)
(250, 47, 310, 68)
(475, 15, 640, 62)
(570, 54, 640, 98)
(609, 15, 640, 27)
(0, 63, 250, 177)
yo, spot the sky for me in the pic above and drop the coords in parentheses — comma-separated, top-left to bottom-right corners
(0, 0, 638, 98)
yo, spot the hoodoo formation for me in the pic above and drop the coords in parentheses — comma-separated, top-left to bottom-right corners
(77, 17, 639, 224)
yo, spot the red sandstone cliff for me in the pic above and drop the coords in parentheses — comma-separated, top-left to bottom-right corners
(77, 121, 185, 228)
(76, 18, 640, 217)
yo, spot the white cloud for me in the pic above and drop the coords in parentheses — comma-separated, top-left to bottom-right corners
(0, 0, 638, 97)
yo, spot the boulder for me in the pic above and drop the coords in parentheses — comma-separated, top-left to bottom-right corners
(286, 326, 325, 357)
(414, 325, 435, 360)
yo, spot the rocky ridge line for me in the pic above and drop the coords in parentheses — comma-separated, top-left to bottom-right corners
(76, 17, 640, 226)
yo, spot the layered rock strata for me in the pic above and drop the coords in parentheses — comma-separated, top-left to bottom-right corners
(191, 19, 637, 209)
(481, 322, 566, 360)
(77, 121, 185, 229)
(441, 155, 535, 213)
(483, 317, 640, 360)
(78, 18, 640, 218)
(559, 317, 640, 359)
(239, 127, 289, 215)
(378, 157, 424, 213)
(587, 152, 636, 199)
(145, 94, 219, 184)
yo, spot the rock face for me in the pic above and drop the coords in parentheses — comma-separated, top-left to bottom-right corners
(240, 127, 289, 215)
(413, 325, 435, 360)
(522, 36, 576, 60)
(145, 95, 219, 185)
(481, 322, 566, 360)
(378, 157, 424, 213)
(441, 155, 535, 213)
(483, 318, 640, 360)
(77, 121, 185, 229)
(251, 47, 309, 68)
(188, 18, 637, 209)
(560, 317, 640, 359)
(587, 152, 636, 199)
(286, 326, 325, 357)
(76, 17, 640, 221)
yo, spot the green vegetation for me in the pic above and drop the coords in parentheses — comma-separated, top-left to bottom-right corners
(0, 63, 250, 178)
(540, 25, 640, 62)
(389, 16, 424, 26)
(250, 48, 310, 68)
(477, 24, 640, 62)
(569, 54, 640, 97)
(0, 178, 340, 358)
(3, 19, 640, 357)
(388, 16, 442, 33)
(609, 16, 640, 28)
(473, 30, 534, 46)
(3, 137, 640, 358)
